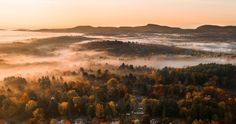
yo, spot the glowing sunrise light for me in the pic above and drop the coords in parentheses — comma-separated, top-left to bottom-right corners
(0, 0, 235, 29)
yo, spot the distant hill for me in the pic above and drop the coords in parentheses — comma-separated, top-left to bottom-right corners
(33, 24, 189, 35)
(31, 24, 236, 33)
(15, 29, 31, 31)
(193, 25, 236, 41)
(24, 24, 236, 41)
(196, 25, 236, 32)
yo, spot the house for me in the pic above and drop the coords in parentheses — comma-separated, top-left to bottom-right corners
(126, 113, 131, 116)
(132, 107, 144, 115)
(50, 119, 71, 124)
(150, 119, 159, 124)
(73, 118, 89, 124)
(60, 119, 71, 124)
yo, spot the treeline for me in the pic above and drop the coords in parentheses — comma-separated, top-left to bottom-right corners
(0, 63, 235, 124)
(157, 63, 236, 88)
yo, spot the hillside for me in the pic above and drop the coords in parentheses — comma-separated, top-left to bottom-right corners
(29, 24, 236, 42)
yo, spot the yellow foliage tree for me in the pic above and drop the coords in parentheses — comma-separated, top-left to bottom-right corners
(108, 101, 117, 116)
(25, 100, 38, 112)
(58, 102, 69, 116)
(95, 103, 104, 118)
(107, 78, 118, 90)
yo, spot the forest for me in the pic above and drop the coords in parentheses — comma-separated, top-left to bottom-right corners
(0, 63, 235, 124)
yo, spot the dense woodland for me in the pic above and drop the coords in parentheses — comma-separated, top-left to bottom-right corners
(0, 63, 236, 124)
(79, 40, 235, 57)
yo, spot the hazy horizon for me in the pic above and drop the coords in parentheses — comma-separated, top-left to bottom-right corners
(2, 23, 236, 31)
(0, 0, 236, 30)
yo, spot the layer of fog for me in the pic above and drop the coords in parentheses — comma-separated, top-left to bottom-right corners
(0, 30, 83, 43)
(1, 48, 236, 79)
(84, 33, 236, 54)
(1, 31, 235, 54)
(0, 30, 236, 79)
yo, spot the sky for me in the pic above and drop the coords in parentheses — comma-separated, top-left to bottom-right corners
(0, 0, 236, 29)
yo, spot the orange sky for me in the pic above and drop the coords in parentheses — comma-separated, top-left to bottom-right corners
(0, 0, 236, 29)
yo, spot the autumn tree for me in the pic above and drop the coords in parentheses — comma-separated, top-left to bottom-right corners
(95, 103, 105, 118)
